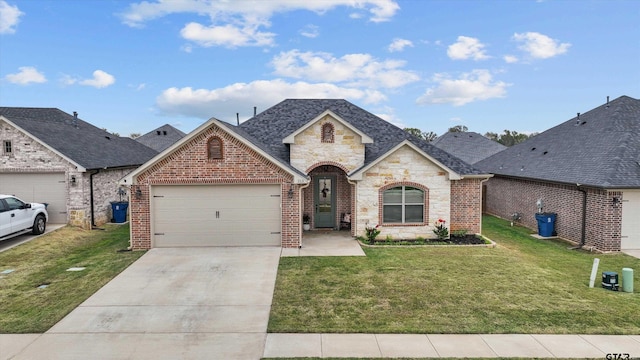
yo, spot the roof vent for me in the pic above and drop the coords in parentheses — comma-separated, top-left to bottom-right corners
(606, 95, 610, 108)
(156, 131, 161, 135)
(543, 151, 548, 155)
(105, 136, 111, 140)
(72, 111, 78, 128)
(531, 147, 536, 151)
(163, 131, 167, 135)
(575, 112, 580, 125)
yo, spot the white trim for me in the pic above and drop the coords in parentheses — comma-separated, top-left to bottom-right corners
(349, 140, 464, 180)
(282, 110, 373, 144)
(0, 115, 87, 172)
(120, 117, 307, 185)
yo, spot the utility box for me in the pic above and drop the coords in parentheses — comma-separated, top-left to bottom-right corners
(602, 271, 619, 291)
(111, 201, 129, 223)
(535, 212, 556, 237)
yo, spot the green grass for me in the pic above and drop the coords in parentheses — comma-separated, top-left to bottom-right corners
(0, 224, 144, 333)
(268, 215, 640, 334)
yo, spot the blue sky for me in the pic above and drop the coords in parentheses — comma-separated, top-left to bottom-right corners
(1, 0, 638, 138)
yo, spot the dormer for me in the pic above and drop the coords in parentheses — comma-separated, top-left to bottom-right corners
(284, 110, 372, 174)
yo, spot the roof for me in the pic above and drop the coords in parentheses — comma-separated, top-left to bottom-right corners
(0, 107, 158, 170)
(432, 131, 506, 164)
(135, 124, 186, 152)
(239, 99, 487, 176)
(476, 95, 640, 188)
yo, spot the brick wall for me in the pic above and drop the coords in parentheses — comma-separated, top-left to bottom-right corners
(450, 178, 483, 234)
(130, 124, 298, 249)
(485, 176, 622, 252)
(304, 165, 353, 231)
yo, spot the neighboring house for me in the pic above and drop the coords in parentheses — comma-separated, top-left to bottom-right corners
(477, 95, 640, 252)
(0, 107, 158, 228)
(432, 132, 506, 165)
(122, 99, 492, 249)
(135, 124, 186, 152)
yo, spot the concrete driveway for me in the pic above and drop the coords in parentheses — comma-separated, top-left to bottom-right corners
(8, 247, 281, 360)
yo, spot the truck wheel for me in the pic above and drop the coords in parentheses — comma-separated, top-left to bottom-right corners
(32, 214, 46, 235)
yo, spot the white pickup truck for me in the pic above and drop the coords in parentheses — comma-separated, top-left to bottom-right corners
(0, 194, 49, 241)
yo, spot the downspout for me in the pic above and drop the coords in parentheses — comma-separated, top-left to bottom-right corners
(479, 177, 491, 235)
(574, 184, 588, 249)
(347, 178, 358, 237)
(298, 181, 311, 248)
(89, 169, 100, 228)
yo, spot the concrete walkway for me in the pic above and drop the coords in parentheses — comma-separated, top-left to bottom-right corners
(264, 333, 640, 358)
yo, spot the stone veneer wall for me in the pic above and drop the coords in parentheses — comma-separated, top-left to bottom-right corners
(356, 145, 451, 240)
(485, 176, 623, 252)
(289, 115, 365, 173)
(130, 124, 299, 250)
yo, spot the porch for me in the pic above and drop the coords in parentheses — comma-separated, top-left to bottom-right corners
(282, 230, 365, 257)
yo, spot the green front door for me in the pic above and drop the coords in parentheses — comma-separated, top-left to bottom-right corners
(314, 176, 335, 228)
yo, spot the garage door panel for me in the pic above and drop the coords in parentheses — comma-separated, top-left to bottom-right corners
(621, 191, 640, 250)
(152, 185, 282, 247)
(0, 173, 67, 224)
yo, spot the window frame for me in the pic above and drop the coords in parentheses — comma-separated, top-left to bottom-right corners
(3, 140, 12, 155)
(321, 123, 334, 143)
(380, 184, 427, 225)
(207, 136, 223, 160)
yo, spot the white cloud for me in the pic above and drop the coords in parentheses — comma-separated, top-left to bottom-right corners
(120, 0, 399, 47)
(447, 36, 490, 61)
(180, 22, 275, 48)
(512, 32, 570, 59)
(503, 55, 518, 63)
(271, 50, 419, 89)
(0, 0, 23, 34)
(388, 38, 413, 52)
(5, 66, 46, 85)
(79, 70, 116, 88)
(155, 79, 386, 120)
(417, 69, 510, 106)
(300, 24, 319, 38)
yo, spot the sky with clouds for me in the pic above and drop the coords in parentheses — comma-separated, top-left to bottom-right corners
(1, 0, 638, 137)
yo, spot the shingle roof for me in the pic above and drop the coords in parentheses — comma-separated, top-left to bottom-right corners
(136, 124, 186, 152)
(476, 95, 640, 188)
(0, 107, 158, 170)
(238, 99, 487, 176)
(432, 131, 506, 164)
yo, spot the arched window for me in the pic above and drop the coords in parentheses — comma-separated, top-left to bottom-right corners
(321, 123, 334, 143)
(208, 137, 223, 160)
(382, 185, 425, 223)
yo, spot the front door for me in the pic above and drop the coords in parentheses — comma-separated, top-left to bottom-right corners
(314, 176, 335, 228)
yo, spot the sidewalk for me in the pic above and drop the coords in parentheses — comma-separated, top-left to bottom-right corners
(264, 333, 640, 358)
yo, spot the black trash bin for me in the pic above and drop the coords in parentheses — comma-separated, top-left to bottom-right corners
(602, 271, 619, 291)
(111, 201, 129, 223)
(535, 212, 556, 237)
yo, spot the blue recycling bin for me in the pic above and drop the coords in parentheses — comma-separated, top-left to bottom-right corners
(535, 212, 556, 237)
(111, 201, 129, 223)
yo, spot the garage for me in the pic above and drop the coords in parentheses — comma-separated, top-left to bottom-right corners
(621, 190, 640, 250)
(0, 172, 67, 224)
(151, 184, 282, 247)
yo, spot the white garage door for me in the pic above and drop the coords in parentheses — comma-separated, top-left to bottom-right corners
(0, 173, 67, 224)
(621, 191, 640, 250)
(152, 185, 282, 247)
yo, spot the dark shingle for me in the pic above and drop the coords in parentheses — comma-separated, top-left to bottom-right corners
(476, 95, 640, 188)
(0, 107, 158, 170)
(136, 124, 186, 152)
(238, 99, 487, 176)
(432, 132, 506, 164)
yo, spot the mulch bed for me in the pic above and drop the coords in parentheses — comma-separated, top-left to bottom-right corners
(366, 234, 489, 246)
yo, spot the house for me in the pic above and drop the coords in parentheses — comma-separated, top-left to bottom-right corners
(0, 107, 158, 228)
(122, 99, 492, 249)
(135, 124, 186, 152)
(476, 95, 640, 252)
(432, 132, 506, 165)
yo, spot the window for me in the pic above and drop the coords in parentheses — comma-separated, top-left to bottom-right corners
(3, 140, 11, 154)
(321, 123, 334, 143)
(382, 186, 424, 223)
(208, 137, 223, 159)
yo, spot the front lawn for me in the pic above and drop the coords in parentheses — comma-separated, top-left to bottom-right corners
(0, 224, 144, 333)
(268, 215, 640, 334)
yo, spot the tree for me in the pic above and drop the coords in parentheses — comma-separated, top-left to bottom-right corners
(448, 125, 468, 132)
(129, 133, 141, 139)
(403, 128, 437, 142)
(484, 130, 538, 146)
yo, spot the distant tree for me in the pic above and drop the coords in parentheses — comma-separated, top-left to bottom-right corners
(448, 125, 468, 132)
(129, 133, 141, 139)
(403, 128, 437, 142)
(484, 130, 538, 146)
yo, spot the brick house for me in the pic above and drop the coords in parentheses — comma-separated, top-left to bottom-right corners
(122, 99, 491, 249)
(477, 95, 640, 252)
(0, 107, 158, 228)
